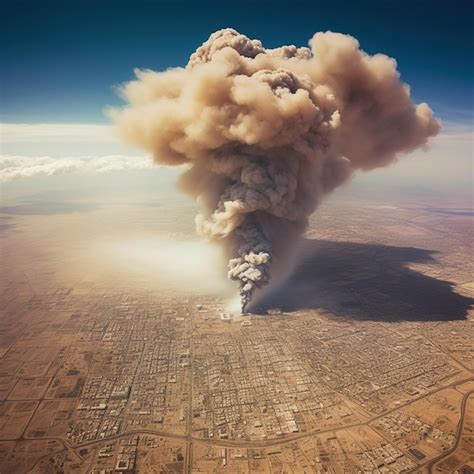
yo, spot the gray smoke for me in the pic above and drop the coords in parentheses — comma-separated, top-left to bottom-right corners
(112, 28, 440, 312)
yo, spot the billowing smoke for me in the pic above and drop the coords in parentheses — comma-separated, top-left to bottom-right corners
(112, 28, 440, 312)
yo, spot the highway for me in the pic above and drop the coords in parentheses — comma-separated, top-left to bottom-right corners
(424, 389, 473, 473)
(185, 313, 195, 474)
(18, 379, 474, 471)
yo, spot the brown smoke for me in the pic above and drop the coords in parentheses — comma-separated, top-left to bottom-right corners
(112, 28, 440, 312)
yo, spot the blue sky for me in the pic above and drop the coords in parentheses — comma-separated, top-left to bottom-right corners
(1, 0, 472, 198)
(2, 0, 473, 124)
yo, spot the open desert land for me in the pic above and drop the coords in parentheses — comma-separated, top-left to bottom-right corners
(0, 187, 472, 473)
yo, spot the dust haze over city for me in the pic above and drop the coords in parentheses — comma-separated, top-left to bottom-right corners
(1, 1, 473, 473)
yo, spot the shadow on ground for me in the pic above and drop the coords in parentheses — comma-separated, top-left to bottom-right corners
(251, 239, 473, 321)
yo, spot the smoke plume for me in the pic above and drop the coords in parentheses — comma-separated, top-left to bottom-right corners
(112, 28, 440, 312)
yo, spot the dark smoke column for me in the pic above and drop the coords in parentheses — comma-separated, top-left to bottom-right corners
(227, 222, 272, 312)
(112, 28, 440, 312)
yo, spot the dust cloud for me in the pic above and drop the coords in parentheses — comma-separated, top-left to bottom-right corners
(112, 28, 440, 312)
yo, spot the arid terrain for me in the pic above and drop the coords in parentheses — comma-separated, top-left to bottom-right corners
(0, 186, 472, 473)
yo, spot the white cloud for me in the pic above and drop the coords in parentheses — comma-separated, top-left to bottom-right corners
(0, 121, 471, 187)
(0, 154, 153, 182)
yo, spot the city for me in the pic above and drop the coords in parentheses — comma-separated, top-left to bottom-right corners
(1, 193, 472, 472)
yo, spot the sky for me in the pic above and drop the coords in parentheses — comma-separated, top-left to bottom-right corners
(1, 0, 473, 199)
(2, 0, 473, 124)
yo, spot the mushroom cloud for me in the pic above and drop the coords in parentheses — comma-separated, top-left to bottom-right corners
(112, 28, 441, 312)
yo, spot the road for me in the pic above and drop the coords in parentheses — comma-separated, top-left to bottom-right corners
(185, 312, 195, 474)
(423, 389, 473, 473)
(16, 377, 472, 473)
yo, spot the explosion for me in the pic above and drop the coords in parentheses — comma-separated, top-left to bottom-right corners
(112, 28, 440, 312)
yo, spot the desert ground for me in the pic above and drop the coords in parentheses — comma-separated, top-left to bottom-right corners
(0, 183, 472, 473)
